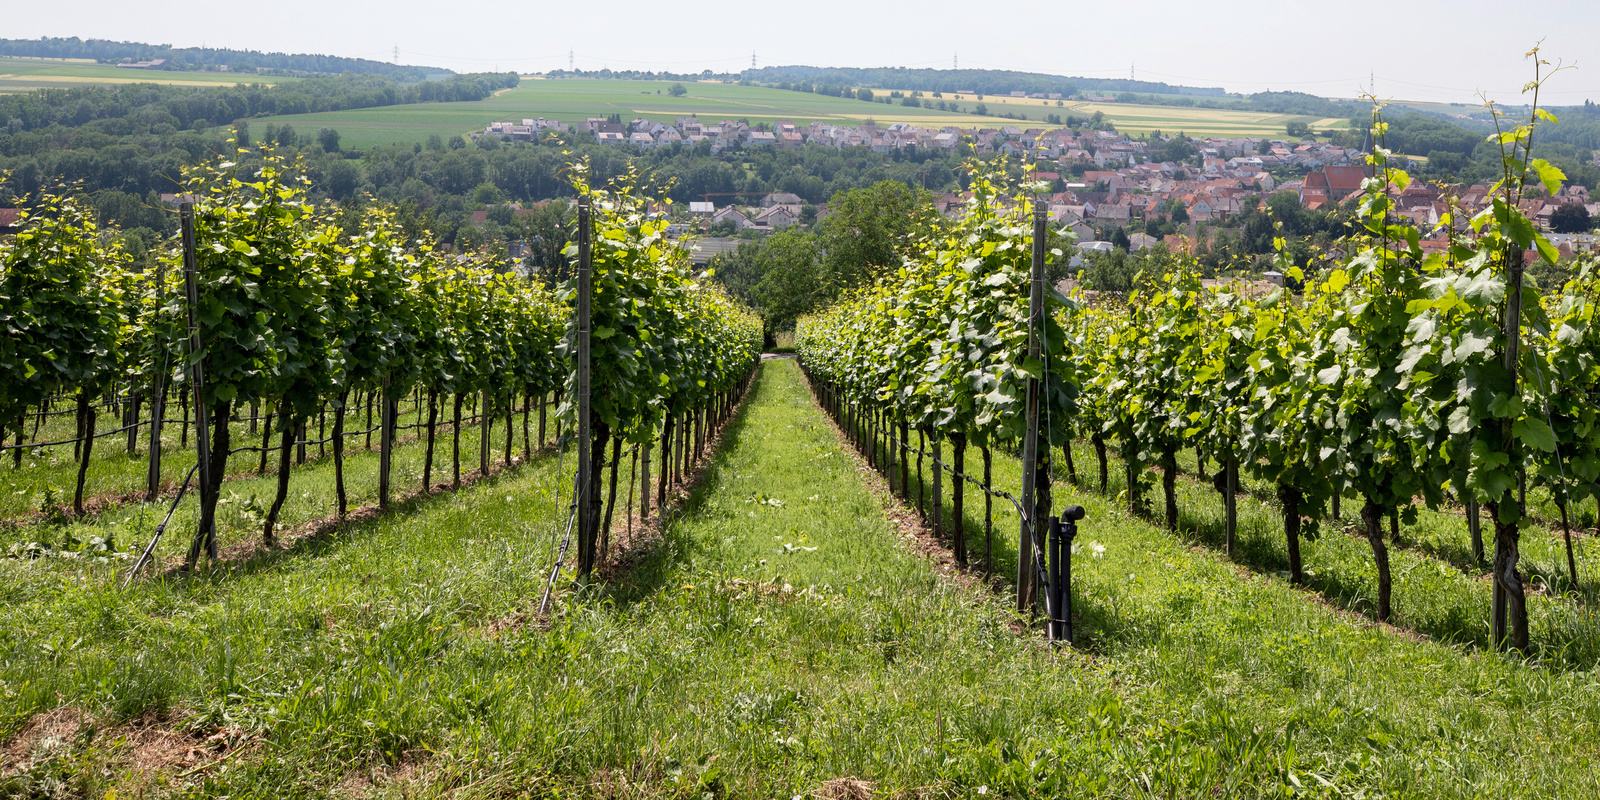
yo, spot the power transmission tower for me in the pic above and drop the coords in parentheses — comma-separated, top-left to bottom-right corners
(393, 44, 399, 64)
(570, 49, 574, 70)
(954, 53, 958, 70)
(752, 50, 757, 69)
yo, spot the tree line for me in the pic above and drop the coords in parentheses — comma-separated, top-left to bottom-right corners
(0, 36, 445, 80)
(0, 72, 519, 136)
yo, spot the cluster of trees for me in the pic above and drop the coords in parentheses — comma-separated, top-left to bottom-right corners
(1539, 101, 1600, 149)
(1366, 112, 1482, 158)
(708, 181, 941, 335)
(0, 36, 444, 80)
(1436, 100, 1600, 153)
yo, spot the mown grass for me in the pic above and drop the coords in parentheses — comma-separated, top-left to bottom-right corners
(1078, 443, 1600, 666)
(876, 411, 1600, 669)
(3, 360, 1600, 798)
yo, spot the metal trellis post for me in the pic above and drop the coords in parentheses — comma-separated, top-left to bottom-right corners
(575, 196, 595, 577)
(179, 203, 216, 564)
(1017, 203, 1047, 613)
(145, 255, 167, 501)
(379, 373, 393, 508)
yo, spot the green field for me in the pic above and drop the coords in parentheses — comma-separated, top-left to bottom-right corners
(0, 56, 295, 93)
(256, 78, 1344, 150)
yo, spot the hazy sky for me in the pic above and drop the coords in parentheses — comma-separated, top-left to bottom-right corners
(13, 1, 1599, 104)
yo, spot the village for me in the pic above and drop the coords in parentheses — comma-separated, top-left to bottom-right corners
(476, 114, 1600, 262)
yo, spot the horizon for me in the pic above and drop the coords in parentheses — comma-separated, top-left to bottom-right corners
(4, 0, 1597, 106)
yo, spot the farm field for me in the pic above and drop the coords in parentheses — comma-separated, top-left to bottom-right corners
(0, 56, 296, 92)
(1061, 100, 1347, 136)
(255, 77, 1344, 150)
(4, 359, 1600, 797)
(871, 87, 1351, 136)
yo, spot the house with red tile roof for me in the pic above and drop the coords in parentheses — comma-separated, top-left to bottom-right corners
(1322, 165, 1371, 200)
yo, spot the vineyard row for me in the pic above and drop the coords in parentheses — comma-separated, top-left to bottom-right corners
(798, 124, 1600, 651)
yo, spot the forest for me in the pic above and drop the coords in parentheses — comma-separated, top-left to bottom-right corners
(0, 36, 445, 79)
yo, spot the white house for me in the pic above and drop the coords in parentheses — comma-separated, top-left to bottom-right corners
(754, 205, 799, 229)
(713, 206, 755, 230)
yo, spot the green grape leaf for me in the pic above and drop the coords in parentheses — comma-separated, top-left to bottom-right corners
(1513, 417, 1557, 452)
(1530, 158, 1565, 197)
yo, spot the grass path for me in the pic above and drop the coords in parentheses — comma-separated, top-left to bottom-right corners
(4, 359, 1600, 797)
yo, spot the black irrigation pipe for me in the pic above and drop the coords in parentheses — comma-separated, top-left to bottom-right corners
(0, 420, 149, 452)
(863, 406, 1028, 516)
(20, 387, 433, 427)
(225, 423, 384, 455)
(223, 399, 552, 457)
(31, 406, 100, 419)
(9, 393, 514, 456)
